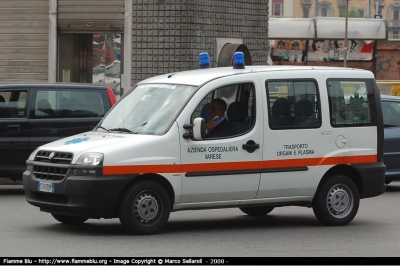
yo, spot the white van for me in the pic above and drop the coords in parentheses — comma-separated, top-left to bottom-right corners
(23, 54, 385, 235)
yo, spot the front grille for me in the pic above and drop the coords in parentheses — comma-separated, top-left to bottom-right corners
(33, 165, 69, 181)
(35, 150, 73, 164)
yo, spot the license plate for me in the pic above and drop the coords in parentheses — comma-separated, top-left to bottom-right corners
(38, 182, 54, 193)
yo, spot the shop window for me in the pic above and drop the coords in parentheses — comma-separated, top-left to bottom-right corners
(339, 7, 346, 17)
(394, 9, 400, 20)
(321, 7, 328, 17)
(303, 7, 309, 18)
(274, 3, 282, 17)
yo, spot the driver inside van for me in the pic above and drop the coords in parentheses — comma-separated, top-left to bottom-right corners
(206, 98, 235, 138)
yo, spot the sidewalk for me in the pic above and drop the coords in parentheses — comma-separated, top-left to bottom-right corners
(0, 177, 22, 185)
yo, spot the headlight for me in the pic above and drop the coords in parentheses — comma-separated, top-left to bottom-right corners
(76, 153, 104, 166)
(27, 148, 39, 161)
(73, 153, 104, 176)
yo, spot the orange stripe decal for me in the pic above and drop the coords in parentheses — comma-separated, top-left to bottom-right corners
(103, 154, 377, 175)
(103, 165, 180, 175)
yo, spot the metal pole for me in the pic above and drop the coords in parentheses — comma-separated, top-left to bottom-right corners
(123, 0, 133, 97)
(48, 0, 57, 82)
(344, 0, 349, 67)
(314, 0, 318, 17)
(368, 0, 371, 18)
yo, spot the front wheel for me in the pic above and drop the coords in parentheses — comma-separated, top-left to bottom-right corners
(312, 174, 360, 226)
(239, 206, 275, 216)
(119, 180, 170, 235)
(51, 213, 88, 224)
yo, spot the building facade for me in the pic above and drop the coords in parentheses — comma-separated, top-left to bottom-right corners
(269, 0, 400, 40)
(0, 0, 269, 97)
(268, 0, 400, 80)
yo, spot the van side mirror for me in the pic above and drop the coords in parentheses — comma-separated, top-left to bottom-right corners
(193, 117, 206, 140)
(182, 118, 206, 140)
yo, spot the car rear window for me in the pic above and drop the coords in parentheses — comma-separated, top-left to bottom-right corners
(382, 100, 400, 127)
(32, 90, 106, 119)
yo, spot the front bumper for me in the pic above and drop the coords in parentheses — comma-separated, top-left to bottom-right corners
(23, 167, 137, 218)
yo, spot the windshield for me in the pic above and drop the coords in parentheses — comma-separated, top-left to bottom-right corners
(99, 83, 197, 135)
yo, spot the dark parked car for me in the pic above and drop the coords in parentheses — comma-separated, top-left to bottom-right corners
(381, 95, 400, 185)
(0, 83, 116, 180)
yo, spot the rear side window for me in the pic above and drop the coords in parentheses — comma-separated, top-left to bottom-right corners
(0, 90, 27, 118)
(266, 80, 321, 129)
(327, 79, 375, 127)
(32, 90, 105, 119)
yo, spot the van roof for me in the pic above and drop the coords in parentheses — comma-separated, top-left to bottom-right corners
(137, 65, 373, 87)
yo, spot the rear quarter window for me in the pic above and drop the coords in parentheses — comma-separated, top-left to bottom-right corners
(327, 79, 376, 127)
(31, 89, 108, 119)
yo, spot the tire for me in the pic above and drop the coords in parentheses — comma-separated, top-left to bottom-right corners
(312, 174, 360, 226)
(51, 213, 88, 224)
(119, 180, 170, 235)
(239, 206, 275, 216)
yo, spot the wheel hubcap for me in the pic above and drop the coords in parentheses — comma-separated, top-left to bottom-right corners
(326, 184, 353, 218)
(134, 192, 159, 223)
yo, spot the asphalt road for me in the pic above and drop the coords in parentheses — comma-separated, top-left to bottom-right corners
(1, 182, 400, 258)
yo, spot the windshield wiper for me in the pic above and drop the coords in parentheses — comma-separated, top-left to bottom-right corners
(108, 128, 137, 134)
(132, 122, 147, 128)
(96, 126, 109, 132)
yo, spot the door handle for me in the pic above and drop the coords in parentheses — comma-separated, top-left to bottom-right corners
(7, 125, 20, 130)
(242, 140, 260, 153)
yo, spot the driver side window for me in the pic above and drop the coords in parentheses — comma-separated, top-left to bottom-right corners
(191, 83, 255, 139)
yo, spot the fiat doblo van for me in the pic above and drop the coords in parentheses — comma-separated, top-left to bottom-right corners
(23, 54, 385, 234)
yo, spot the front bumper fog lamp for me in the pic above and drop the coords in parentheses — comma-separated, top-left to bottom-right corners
(73, 168, 103, 177)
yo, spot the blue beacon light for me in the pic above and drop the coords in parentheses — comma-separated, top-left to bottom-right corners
(199, 52, 210, 69)
(233, 52, 245, 69)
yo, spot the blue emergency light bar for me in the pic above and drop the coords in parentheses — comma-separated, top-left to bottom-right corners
(199, 52, 210, 69)
(233, 52, 245, 69)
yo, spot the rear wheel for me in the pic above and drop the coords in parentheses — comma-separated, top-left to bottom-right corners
(119, 180, 170, 235)
(51, 213, 88, 224)
(239, 206, 275, 216)
(312, 174, 359, 226)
